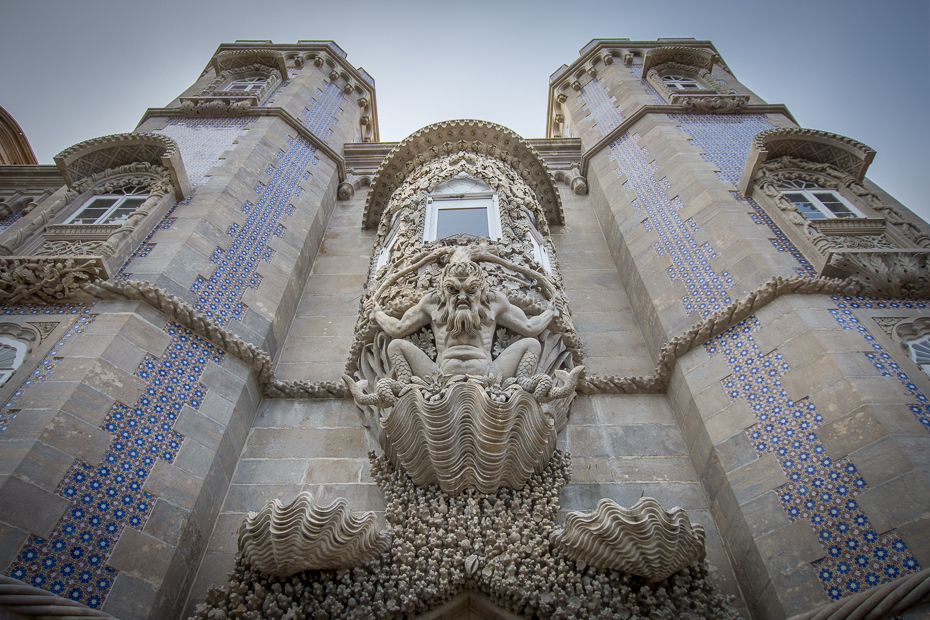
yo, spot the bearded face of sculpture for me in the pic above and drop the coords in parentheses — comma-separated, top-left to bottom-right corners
(437, 262, 489, 339)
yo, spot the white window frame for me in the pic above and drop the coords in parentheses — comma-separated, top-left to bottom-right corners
(63, 188, 148, 226)
(528, 226, 552, 272)
(224, 76, 266, 92)
(423, 193, 502, 242)
(777, 180, 865, 220)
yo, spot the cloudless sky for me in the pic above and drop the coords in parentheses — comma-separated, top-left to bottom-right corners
(1, 0, 927, 220)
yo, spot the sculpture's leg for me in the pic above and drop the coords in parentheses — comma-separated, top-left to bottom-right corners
(386, 338, 439, 382)
(342, 375, 397, 408)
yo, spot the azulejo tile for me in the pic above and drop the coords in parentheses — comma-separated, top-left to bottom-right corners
(706, 318, 921, 600)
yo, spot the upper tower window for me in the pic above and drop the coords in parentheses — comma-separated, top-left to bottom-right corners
(224, 76, 266, 92)
(776, 179, 863, 220)
(423, 174, 502, 241)
(64, 184, 149, 225)
(662, 75, 701, 90)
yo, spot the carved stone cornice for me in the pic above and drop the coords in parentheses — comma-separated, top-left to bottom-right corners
(363, 119, 564, 229)
(138, 107, 346, 181)
(211, 49, 288, 81)
(177, 99, 252, 118)
(739, 127, 876, 196)
(641, 46, 718, 76)
(54, 133, 189, 200)
(578, 103, 797, 177)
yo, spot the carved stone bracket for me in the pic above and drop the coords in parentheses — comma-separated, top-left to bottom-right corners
(673, 94, 750, 113)
(826, 250, 930, 298)
(0, 256, 106, 304)
(211, 49, 288, 81)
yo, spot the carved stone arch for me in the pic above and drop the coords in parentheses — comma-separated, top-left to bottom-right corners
(0, 322, 38, 386)
(195, 64, 282, 105)
(739, 127, 876, 196)
(0, 105, 37, 165)
(54, 132, 189, 200)
(364, 119, 563, 230)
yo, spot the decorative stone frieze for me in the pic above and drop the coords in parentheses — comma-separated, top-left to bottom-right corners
(238, 492, 390, 577)
(641, 46, 718, 76)
(178, 98, 252, 117)
(551, 497, 706, 583)
(0, 256, 105, 304)
(827, 250, 930, 298)
(675, 94, 749, 113)
(362, 119, 564, 229)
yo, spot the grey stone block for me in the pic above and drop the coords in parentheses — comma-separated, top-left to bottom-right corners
(728, 453, 788, 505)
(174, 438, 215, 479)
(716, 431, 759, 473)
(39, 411, 112, 465)
(897, 513, 930, 569)
(109, 527, 177, 588)
(740, 490, 791, 538)
(12, 440, 72, 493)
(174, 405, 224, 451)
(755, 519, 825, 575)
(605, 425, 688, 456)
(0, 521, 27, 573)
(849, 435, 914, 487)
(143, 498, 191, 547)
(0, 475, 70, 538)
(608, 456, 697, 482)
(222, 483, 304, 513)
(856, 470, 930, 534)
(143, 459, 203, 511)
(101, 572, 161, 620)
(768, 562, 831, 618)
(243, 427, 368, 459)
(818, 407, 888, 461)
(593, 394, 677, 425)
(233, 458, 307, 485)
(303, 458, 365, 484)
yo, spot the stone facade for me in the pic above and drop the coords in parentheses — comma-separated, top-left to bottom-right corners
(0, 39, 927, 620)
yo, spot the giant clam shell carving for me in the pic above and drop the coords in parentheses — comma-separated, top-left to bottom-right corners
(238, 492, 390, 577)
(381, 380, 556, 494)
(551, 497, 706, 582)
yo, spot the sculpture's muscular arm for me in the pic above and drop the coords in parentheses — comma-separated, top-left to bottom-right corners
(493, 292, 555, 337)
(371, 293, 436, 339)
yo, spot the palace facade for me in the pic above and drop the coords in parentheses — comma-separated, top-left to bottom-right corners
(0, 39, 928, 620)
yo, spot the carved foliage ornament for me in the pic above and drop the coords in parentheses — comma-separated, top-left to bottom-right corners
(641, 46, 718, 75)
(211, 49, 288, 80)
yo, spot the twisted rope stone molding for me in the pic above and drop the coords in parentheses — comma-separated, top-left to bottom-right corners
(83, 279, 345, 399)
(787, 566, 930, 620)
(83, 276, 862, 401)
(580, 275, 861, 394)
(0, 575, 113, 618)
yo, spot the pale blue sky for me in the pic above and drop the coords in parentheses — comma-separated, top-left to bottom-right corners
(1, 0, 927, 220)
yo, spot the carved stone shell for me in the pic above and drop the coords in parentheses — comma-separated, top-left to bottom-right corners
(238, 492, 390, 577)
(550, 497, 706, 582)
(381, 380, 556, 495)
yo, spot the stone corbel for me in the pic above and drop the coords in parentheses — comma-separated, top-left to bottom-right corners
(556, 93, 567, 104)
(826, 249, 930, 298)
(570, 79, 581, 91)
(602, 52, 613, 65)
(586, 65, 597, 78)
(343, 82, 356, 95)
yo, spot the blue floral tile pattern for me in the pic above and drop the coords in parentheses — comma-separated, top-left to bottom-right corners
(0, 210, 22, 234)
(628, 64, 665, 104)
(610, 132, 732, 316)
(706, 318, 920, 600)
(830, 297, 930, 433)
(7, 323, 223, 607)
(579, 78, 624, 135)
(0, 312, 95, 435)
(302, 82, 346, 140)
(155, 118, 253, 187)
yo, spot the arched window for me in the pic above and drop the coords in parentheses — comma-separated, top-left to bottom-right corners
(423, 174, 502, 241)
(775, 179, 864, 220)
(63, 184, 149, 225)
(0, 324, 37, 387)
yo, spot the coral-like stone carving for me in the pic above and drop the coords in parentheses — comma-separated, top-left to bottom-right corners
(193, 453, 741, 620)
(551, 497, 706, 583)
(380, 378, 556, 494)
(238, 492, 390, 578)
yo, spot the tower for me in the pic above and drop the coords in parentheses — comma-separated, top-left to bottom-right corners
(0, 39, 927, 620)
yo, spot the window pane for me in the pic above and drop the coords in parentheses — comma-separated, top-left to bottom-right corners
(814, 193, 856, 218)
(72, 197, 118, 224)
(436, 207, 489, 238)
(784, 193, 826, 219)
